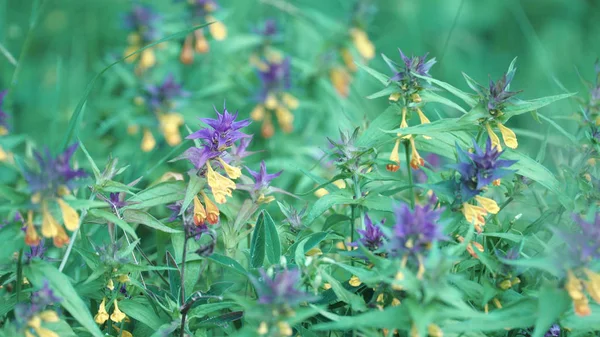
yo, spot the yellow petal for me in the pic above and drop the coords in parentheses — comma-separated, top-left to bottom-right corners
(265, 93, 278, 110)
(428, 324, 443, 337)
(52, 225, 69, 248)
(497, 122, 518, 149)
(34, 327, 59, 337)
(94, 298, 109, 324)
(206, 161, 236, 204)
(124, 45, 140, 62)
(217, 158, 242, 179)
(39, 310, 60, 323)
(566, 270, 585, 301)
(107, 278, 115, 291)
(485, 123, 502, 151)
(25, 330, 36, 337)
(250, 105, 265, 121)
(305, 247, 322, 256)
(202, 192, 220, 224)
(277, 321, 293, 336)
(400, 107, 408, 129)
(333, 179, 346, 189)
(391, 298, 401, 306)
(282, 93, 299, 110)
(330, 67, 350, 97)
(116, 274, 130, 283)
(416, 108, 430, 124)
(341, 48, 357, 72)
(28, 315, 42, 329)
(583, 269, 600, 303)
(207, 17, 227, 41)
(258, 322, 269, 335)
(57, 198, 79, 231)
(25, 211, 41, 246)
(462, 202, 487, 232)
(389, 92, 401, 102)
(41, 203, 59, 238)
(349, 275, 362, 287)
(141, 128, 156, 152)
(140, 48, 156, 69)
(350, 28, 375, 60)
(314, 188, 329, 198)
(110, 300, 126, 323)
(193, 195, 207, 225)
(475, 195, 500, 214)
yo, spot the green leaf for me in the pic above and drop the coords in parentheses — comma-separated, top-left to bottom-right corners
(180, 173, 204, 216)
(414, 73, 478, 107)
(321, 271, 367, 312)
(88, 209, 138, 239)
(366, 86, 397, 100)
(24, 261, 104, 337)
(420, 91, 468, 114)
(538, 114, 577, 145)
(77, 140, 101, 183)
(122, 209, 182, 233)
(313, 304, 408, 331)
(187, 302, 239, 319)
(357, 105, 402, 147)
(384, 117, 476, 136)
(502, 93, 575, 119)
(262, 211, 282, 264)
(531, 284, 571, 337)
(124, 181, 186, 210)
(356, 62, 389, 85)
(249, 211, 281, 267)
(304, 190, 354, 226)
(119, 298, 167, 331)
(209, 253, 248, 276)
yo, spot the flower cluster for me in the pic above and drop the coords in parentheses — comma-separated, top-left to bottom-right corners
(94, 298, 127, 325)
(350, 213, 385, 251)
(21, 143, 87, 247)
(250, 268, 315, 336)
(180, 0, 227, 63)
(123, 5, 161, 73)
(250, 55, 299, 138)
(244, 160, 282, 204)
(15, 282, 61, 337)
(177, 106, 250, 226)
(134, 74, 188, 152)
(385, 50, 437, 172)
(453, 138, 515, 232)
(329, 2, 376, 97)
(561, 213, 600, 316)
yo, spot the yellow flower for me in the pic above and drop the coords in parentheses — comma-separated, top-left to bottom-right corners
(265, 93, 278, 110)
(25, 211, 41, 247)
(57, 198, 79, 231)
(159, 113, 184, 146)
(391, 298, 401, 306)
(41, 202, 59, 238)
(180, 34, 195, 64)
(566, 270, 591, 317)
(282, 93, 299, 110)
(277, 321, 293, 337)
(474, 195, 500, 214)
(350, 28, 375, 60)
(416, 108, 430, 124)
(206, 16, 227, 41)
(341, 48, 357, 72)
(305, 247, 322, 256)
(110, 300, 126, 323)
(113, 325, 133, 337)
(485, 123, 502, 150)
(206, 161, 236, 204)
(409, 137, 425, 170)
(217, 158, 242, 179)
(276, 107, 294, 133)
(52, 225, 70, 248)
(94, 298, 109, 324)
(141, 128, 156, 152)
(428, 324, 443, 337)
(314, 188, 329, 198)
(330, 67, 351, 97)
(386, 139, 401, 172)
(389, 92, 401, 102)
(107, 279, 115, 291)
(349, 275, 362, 287)
(38, 310, 60, 323)
(139, 48, 156, 70)
(497, 122, 518, 149)
(462, 202, 487, 233)
(583, 269, 600, 303)
(258, 321, 269, 335)
(202, 192, 220, 224)
(250, 105, 265, 121)
(193, 195, 207, 226)
(116, 274, 130, 283)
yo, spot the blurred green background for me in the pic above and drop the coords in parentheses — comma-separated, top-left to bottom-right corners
(0, 0, 598, 184)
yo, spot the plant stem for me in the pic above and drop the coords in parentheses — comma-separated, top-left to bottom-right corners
(179, 235, 190, 337)
(59, 192, 96, 272)
(404, 141, 415, 208)
(16, 248, 24, 303)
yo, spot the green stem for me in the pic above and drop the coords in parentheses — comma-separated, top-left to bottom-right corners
(59, 192, 96, 272)
(475, 128, 483, 143)
(16, 248, 24, 303)
(404, 141, 415, 208)
(180, 235, 190, 337)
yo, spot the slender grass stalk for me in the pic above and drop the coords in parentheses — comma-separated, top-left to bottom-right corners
(15, 248, 24, 303)
(404, 141, 415, 209)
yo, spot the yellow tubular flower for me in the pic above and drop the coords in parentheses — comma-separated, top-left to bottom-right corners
(25, 211, 41, 247)
(113, 325, 133, 337)
(258, 322, 269, 335)
(282, 93, 299, 110)
(206, 16, 227, 41)
(416, 108, 430, 124)
(53, 225, 69, 248)
(330, 67, 351, 97)
(409, 137, 424, 170)
(206, 161, 236, 204)
(57, 198, 79, 231)
(217, 158, 242, 179)
(474, 195, 500, 214)
(250, 105, 265, 121)
(33, 327, 59, 337)
(277, 321, 293, 337)
(314, 188, 329, 198)
(275, 106, 294, 133)
(94, 298, 109, 324)
(386, 139, 401, 172)
(202, 192, 220, 224)
(350, 28, 375, 60)
(265, 94, 278, 110)
(583, 269, 600, 303)
(110, 300, 126, 323)
(349, 276, 362, 287)
(400, 107, 408, 129)
(341, 48, 357, 72)
(159, 113, 184, 146)
(462, 202, 486, 233)
(141, 128, 156, 152)
(497, 122, 518, 149)
(194, 29, 209, 54)
(389, 92, 401, 102)
(565, 269, 591, 316)
(428, 324, 443, 337)
(180, 34, 195, 64)
(140, 48, 156, 70)
(485, 123, 502, 151)
(107, 279, 115, 291)
(193, 195, 207, 226)
(38, 310, 59, 323)
(41, 202, 59, 238)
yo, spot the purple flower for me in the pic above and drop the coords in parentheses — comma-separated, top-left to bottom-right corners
(123, 5, 160, 42)
(185, 0, 219, 18)
(386, 196, 444, 257)
(229, 136, 255, 165)
(453, 138, 516, 201)
(23, 143, 87, 196)
(486, 70, 521, 113)
(145, 74, 189, 111)
(14, 281, 61, 329)
(166, 201, 183, 222)
(280, 203, 307, 233)
(388, 49, 436, 82)
(258, 57, 291, 100)
(0, 89, 8, 131)
(254, 19, 278, 37)
(350, 213, 385, 251)
(109, 193, 128, 209)
(25, 240, 47, 262)
(247, 161, 282, 192)
(414, 153, 441, 184)
(250, 268, 314, 307)
(31, 281, 61, 305)
(558, 213, 600, 264)
(544, 324, 560, 337)
(182, 106, 251, 169)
